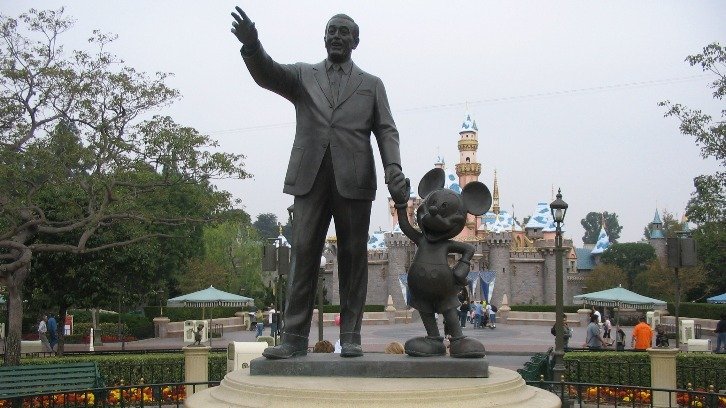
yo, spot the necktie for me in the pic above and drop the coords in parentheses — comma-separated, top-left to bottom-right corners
(331, 64, 342, 104)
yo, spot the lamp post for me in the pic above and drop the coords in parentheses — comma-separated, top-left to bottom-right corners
(550, 188, 568, 382)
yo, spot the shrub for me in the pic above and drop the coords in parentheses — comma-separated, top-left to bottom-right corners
(563, 352, 726, 389)
(21, 352, 228, 384)
(667, 303, 725, 320)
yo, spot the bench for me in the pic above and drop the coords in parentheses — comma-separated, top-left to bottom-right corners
(0, 362, 105, 401)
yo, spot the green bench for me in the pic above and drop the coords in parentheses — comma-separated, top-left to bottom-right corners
(0, 362, 105, 401)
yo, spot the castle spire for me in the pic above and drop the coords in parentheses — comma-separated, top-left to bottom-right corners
(492, 169, 500, 215)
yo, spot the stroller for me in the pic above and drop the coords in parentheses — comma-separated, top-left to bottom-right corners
(655, 324, 669, 347)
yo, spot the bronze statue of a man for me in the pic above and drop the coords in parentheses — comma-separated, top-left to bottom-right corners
(231, 7, 407, 359)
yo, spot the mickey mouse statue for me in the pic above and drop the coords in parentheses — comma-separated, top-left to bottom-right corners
(391, 168, 492, 358)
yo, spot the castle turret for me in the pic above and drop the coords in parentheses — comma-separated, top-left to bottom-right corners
(486, 231, 513, 307)
(492, 169, 500, 215)
(648, 209, 667, 266)
(455, 113, 482, 240)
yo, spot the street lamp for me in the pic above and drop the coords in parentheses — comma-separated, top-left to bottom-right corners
(550, 188, 568, 382)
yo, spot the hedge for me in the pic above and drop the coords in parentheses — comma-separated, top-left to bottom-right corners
(21, 352, 228, 384)
(667, 303, 726, 320)
(564, 352, 726, 389)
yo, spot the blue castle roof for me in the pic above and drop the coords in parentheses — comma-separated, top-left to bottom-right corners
(590, 227, 611, 254)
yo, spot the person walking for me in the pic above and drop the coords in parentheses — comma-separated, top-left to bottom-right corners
(552, 314, 573, 351)
(46, 314, 58, 353)
(631, 316, 653, 351)
(268, 306, 277, 337)
(459, 300, 469, 328)
(37, 315, 52, 352)
(255, 309, 264, 338)
(584, 314, 608, 350)
(474, 301, 483, 329)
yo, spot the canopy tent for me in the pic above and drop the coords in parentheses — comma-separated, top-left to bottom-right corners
(167, 286, 253, 346)
(574, 285, 666, 325)
(574, 286, 666, 310)
(706, 293, 726, 304)
(167, 285, 253, 308)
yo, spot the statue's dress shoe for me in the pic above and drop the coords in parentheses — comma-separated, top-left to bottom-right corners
(340, 343, 363, 357)
(404, 336, 446, 357)
(449, 336, 486, 358)
(262, 342, 307, 359)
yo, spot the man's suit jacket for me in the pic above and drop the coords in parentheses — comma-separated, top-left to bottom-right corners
(242, 44, 401, 201)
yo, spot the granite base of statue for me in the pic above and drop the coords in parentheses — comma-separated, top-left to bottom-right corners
(185, 359, 560, 408)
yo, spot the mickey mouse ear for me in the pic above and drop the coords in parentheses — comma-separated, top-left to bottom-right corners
(462, 181, 492, 216)
(418, 168, 445, 199)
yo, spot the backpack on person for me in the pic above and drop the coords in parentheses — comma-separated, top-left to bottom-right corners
(491, 305, 498, 313)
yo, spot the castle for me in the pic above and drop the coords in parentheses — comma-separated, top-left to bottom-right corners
(319, 113, 667, 310)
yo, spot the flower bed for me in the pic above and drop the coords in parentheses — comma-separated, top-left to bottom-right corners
(0, 384, 186, 407)
(566, 385, 726, 407)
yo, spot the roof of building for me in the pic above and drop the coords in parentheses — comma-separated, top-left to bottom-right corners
(481, 210, 523, 233)
(444, 170, 461, 193)
(576, 248, 595, 270)
(273, 234, 290, 248)
(460, 113, 478, 133)
(367, 231, 387, 250)
(590, 227, 611, 254)
(651, 209, 662, 225)
(650, 229, 665, 239)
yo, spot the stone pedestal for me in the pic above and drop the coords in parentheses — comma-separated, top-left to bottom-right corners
(184, 345, 210, 397)
(185, 366, 560, 407)
(499, 294, 511, 323)
(648, 347, 678, 407)
(385, 296, 397, 324)
(153, 317, 170, 338)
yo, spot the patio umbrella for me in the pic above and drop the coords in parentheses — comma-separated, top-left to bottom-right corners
(574, 285, 667, 325)
(167, 286, 253, 346)
(706, 293, 726, 304)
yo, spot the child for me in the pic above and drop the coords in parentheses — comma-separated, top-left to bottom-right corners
(603, 317, 612, 339)
(655, 324, 669, 347)
(615, 324, 626, 351)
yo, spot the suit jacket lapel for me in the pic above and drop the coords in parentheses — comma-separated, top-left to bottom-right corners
(335, 63, 363, 109)
(313, 61, 334, 107)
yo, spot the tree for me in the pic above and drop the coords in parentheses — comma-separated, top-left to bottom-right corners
(583, 264, 628, 293)
(178, 213, 267, 304)
(253, 212, 292, 243)
(581, 211, 623, 244)
(0, 9, 248, 364)
(642, 209, 683, 239)
(659, 42, 726, 296)
(633, 260, 707, 303)
(599, 243, 656, 288)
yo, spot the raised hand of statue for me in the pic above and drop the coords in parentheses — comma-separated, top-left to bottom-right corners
(230, 6, 259, 47)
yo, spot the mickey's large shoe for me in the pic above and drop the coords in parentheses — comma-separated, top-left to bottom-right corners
(261, 335, 308, 359)
(404, 336, 446, 357)
(449, 336, 486, 358)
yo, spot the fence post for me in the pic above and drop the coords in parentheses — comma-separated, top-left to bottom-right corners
(647, 347, 678, 407)
(184, 345, 211, 397)
(153, 317, 170, 338)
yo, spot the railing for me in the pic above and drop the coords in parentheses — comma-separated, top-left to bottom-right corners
(0, 381, 219, 407)
(678, 364, 726, 391)
(527, 379, 725, 408)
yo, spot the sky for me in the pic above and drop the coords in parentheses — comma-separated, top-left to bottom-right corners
(4, 1, 724, 244)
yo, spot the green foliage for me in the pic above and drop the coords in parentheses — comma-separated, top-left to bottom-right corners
(564, 352, 651, 386)
(252, 213, 292, 243)
(508, 305, 582, 313)
(564, 352, 726, 389)
(0, 8, 248, 364)
(666, 302, 726, 320)
(692, 222, 726, 297)
(20, 352, 228, 384)
(584, 264, 628, 292)
(634, 261, 706, 303)
(581, 211, 623, 244)
(600, 243, 656, 288)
